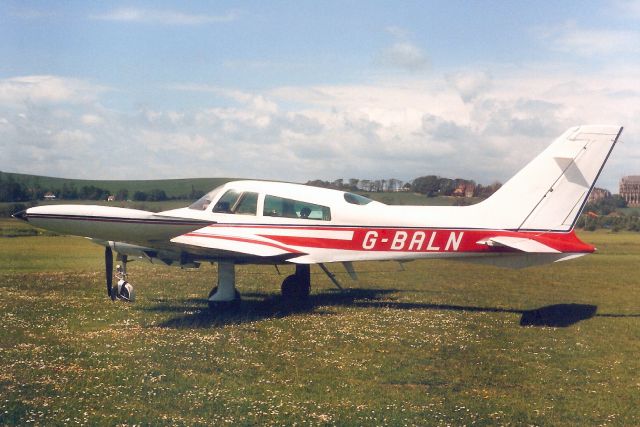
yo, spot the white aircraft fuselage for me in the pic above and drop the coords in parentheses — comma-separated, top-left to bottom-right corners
(14, 125, 623, 307)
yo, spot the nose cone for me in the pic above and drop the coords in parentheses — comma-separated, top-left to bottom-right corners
(12, 210, 29, 222)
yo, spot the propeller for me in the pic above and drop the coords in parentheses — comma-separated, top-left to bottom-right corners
(105, 246, 115, 300)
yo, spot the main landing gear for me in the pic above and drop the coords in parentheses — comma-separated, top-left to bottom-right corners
(281, 264, 311, 302)
(207, 262, 312, 312)
(207, 260, 241, 311)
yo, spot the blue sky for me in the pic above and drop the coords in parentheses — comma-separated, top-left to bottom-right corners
(1, 1, 639, 190)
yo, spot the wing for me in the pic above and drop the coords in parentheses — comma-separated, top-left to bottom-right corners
(170, 226, 305, 261)
(169, 225, 357, 263)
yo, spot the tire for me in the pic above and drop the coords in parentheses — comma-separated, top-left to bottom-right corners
(281, 274, 310, 301)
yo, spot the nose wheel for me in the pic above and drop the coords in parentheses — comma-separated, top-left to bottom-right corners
(115, 259, 135, 302)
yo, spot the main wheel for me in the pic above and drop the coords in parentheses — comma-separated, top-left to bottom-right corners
(281, 274, 310, 301)
(207, 286, 241, 311)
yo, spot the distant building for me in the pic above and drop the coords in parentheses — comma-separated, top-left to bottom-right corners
(620, 176, 640, 207)
(107, 195, 115, 202)
(43, 192, 56, 200)
(453, 182, 476, 198)
(587, 187, 611, 204)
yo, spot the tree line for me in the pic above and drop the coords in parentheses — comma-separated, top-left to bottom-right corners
(0, 181, 170, 203)
(305, 178, 408, 192)
(0, 174, 209, 203)
(306, 176, 502, 198)
(576, 195, 639, 231)
(3, 171, 498, 203)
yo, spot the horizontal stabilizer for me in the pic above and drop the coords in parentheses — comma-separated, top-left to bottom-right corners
(477, 236, 560, 253)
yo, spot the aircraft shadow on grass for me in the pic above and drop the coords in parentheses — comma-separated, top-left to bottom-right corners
(146, 288, 638, 329)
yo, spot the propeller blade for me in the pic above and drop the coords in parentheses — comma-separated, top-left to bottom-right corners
(105, 246, 115, 300)
(12, 210, 29, 222)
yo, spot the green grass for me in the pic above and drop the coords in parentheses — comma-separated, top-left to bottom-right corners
(0, 218, 59, 238)
(1, 231, 639, 425)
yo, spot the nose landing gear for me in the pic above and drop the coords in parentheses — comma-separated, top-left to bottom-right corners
(104, 246, 135, 302)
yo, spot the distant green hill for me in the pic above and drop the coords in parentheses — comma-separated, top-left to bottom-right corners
(0, 171, 478, 216)
(0, 171, 237, 199)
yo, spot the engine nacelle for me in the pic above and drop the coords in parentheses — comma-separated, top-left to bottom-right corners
(92, 239, 201, 269)
(100, 241, 199, 268)
(109, 241, 157, 260)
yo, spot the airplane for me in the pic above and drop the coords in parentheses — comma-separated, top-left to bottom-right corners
(13, 125, 623, 311)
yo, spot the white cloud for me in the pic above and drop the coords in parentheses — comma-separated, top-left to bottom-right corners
(0, 75, 106, 105)
(0, 69, 638, 191)
(81, 114, 104, 126)
(375, 27, 429, 71)
(536, 21, 640, 56)
(377, 42, 429, 71)
(445, 71, 492, 103)
(52, 129, 94, 147)
(171, 84, 278, 113)
(90, 8, 238, 25)
(385, 26, 410, 39)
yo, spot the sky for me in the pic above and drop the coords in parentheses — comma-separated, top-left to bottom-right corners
(1, 1, 639, 191)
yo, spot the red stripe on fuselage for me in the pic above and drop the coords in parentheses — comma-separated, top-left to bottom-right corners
(256, 228, 593, 253)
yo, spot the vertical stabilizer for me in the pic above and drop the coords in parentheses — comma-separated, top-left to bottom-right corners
(472, 125, 622, 231)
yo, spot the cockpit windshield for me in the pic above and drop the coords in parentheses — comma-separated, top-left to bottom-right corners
(188, 187, 224, 211)
(212, 190, 258, 215)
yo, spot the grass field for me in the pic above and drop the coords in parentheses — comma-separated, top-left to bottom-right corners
(1, 223, 639, 425)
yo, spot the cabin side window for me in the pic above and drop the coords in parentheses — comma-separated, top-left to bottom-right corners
(343, 192, 373, 205)
(263, 195, 331, 221)
(212, 190, 258, 215)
